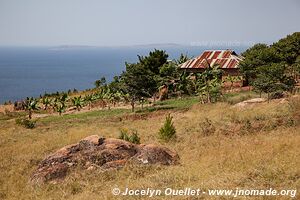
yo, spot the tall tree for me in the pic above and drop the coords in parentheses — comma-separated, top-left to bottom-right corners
(122, 63, 156, 112)
(94, 76, 107, 88)
(138, 49, 168, 74)
(272, 32, 300, 65)
(239, 44, 279, 85)
(252, 63, 295, 100)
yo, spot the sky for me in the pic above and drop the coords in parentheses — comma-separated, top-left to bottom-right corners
(0, 0, 299, 46)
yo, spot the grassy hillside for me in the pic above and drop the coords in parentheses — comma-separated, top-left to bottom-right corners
(0, 93, 299, 199)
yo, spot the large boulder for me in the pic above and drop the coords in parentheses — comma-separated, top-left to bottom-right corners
(31, 135, 179, 184)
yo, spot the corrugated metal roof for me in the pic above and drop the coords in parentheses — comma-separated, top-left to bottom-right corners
(180, 50, 243, 69)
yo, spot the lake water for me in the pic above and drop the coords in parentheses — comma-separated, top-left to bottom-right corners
(0, 45, 249, 103)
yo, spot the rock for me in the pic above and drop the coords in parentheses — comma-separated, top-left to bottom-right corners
(134, 144, 180, 165)
(80, 135, 100, 145)
(31, 163, 69, 184)
(31, 136, 179, 184)
(233, 98, 267, 108)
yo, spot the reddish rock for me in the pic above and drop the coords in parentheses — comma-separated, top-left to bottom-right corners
(135, 144, 180, 165)
(31, 136, 179, 184)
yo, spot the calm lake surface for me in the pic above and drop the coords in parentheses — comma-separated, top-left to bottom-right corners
(0, 45, 248, 103)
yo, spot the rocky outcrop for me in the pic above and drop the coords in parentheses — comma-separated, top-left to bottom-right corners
(31, 135, 179, 184)
(233, 98, 267, 108)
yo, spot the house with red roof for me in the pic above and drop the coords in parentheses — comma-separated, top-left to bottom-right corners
(180, 50, 244, 76)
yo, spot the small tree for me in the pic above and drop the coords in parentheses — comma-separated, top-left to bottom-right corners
(24, 97, 39, 119)
(158, 114, 176, 142)
(118, 129, 141, 144)
(122, 63, 156, 112)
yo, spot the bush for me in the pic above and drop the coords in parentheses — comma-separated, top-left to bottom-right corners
(158, 114, 176, 142)
(15, 118, 36, 129)
(118, 129, 141, 144)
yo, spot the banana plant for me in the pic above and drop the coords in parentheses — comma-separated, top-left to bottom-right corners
(24, 97, 39, 119)
(95, 88, 107, 109)
(41, 97, 51, 110)
(53, 93, 68, 116)
(84, 94, 94, 110)
(196, 64, 223, 103)
(104, 88, 113, 110)
(54, 102, 66, 116)
(225, 75, 241, 90)
(178, 71, 190, 97)
(71, 96, 84, 111)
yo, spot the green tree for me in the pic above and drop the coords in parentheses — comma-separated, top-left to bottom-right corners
(176, 53, 191, 65)
(118, 129, 141, 144)
(272, 32, 300, 65)
(253, 63, 296, 100)
(138, 49, 168, 74)
(240, 32, 300, 88)
(158, 114, 176, 142)
(24, 97, 39, 119)
(239, 44, 279, 86)
(122, 63, 157, 112)
(94, 76, 107, 88)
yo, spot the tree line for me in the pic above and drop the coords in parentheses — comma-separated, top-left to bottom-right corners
(240, 32, 300, 99)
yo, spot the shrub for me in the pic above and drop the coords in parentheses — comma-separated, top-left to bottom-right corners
(118, 129, 141, 144)
(158, 114, 176, 142)
(15, 118, 36, 129)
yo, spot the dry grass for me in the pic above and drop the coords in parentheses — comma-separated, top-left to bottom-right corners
(0, 95, 299, 200)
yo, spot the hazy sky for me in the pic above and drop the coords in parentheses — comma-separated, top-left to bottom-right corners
(0, 0, 299, 46)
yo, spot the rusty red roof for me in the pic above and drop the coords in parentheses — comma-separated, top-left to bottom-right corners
(180, 50, 243, 69)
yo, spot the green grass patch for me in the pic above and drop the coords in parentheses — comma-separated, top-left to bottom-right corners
(152, 96, 199, 109)
(223, 91, 261, 105)
(40, 108, 130, 124)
